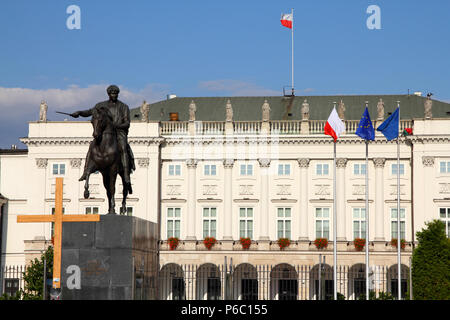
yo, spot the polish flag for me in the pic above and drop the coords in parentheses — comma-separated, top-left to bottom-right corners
(324, 107, 345, 142)
(280, 13, 293, 29)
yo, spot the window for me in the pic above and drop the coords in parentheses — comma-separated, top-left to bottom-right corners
(4, 279, 19, 297)
(52, 163, 65, 175)
(391, 164, 404, 175)
(240, 164, 253, 176)
(277, 208, 291, 239)
(353, 208, 366, 239)
(85, 207, 99, 215)
(440, 161, 450, 174)
(239, 208, 253, 239)
(316, 164, 329, 176)
(204, 164, 217, 176)
(353, 164, 367, 175)
(315, 208, 330, 239)
(167, 207, 181, 238)
(168, 164, 181, 176)
(278, 164, 291, 176)
(439, 208, 450, 237)
(123, 207, 133, 216)
(391, 208, 406, 239)
(203, 207, 217, 238)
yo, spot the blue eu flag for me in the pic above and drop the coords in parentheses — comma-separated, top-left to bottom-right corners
(355, 107, 375, 141)
(377, 107, 399, 141)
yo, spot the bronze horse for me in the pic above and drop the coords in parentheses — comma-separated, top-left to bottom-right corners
(83, 106, 131, 214)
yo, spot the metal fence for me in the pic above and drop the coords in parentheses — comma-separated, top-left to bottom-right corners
(1, 263, 410, 300)
(158, 263, 411, 300)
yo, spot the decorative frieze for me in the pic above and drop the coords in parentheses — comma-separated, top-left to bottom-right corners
(36, 158, 48, 169)
(314, 184, 330, 196)
(422, 156, 435, 167)
(137, 158, 150, 168)
(352, 185, 366, 196)
(276, 184, 291, 196)
(239, 185, 254, 196)
(166, 185, 181, 196)
(70, 158, 82, 168)
(202, 185, 218, 196)
(439, 183, 450, 194)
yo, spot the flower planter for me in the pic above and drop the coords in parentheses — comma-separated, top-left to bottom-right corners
(277, 238, 291, 250)
(203, 237, 217, 250)
(353, 238, 366, 251)
(314, 238, 328, 250)
(390, 238, 406, 250)
(240, 237, 252, 250)
(168, 237, 179, 250)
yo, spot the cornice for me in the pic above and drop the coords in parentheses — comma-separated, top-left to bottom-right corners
(20, 137, 165, 146)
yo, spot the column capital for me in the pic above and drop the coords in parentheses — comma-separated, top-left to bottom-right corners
(258, 158, 271, 168)
(70, 158, 82, 168)
(336, 158, 348, 168)
(223, 159, 235, 168)
(137, 158, 150, 168)
(422, 156, 435, 167)
(373, 158, 386, 168)
(186, 159, 198, 168)
(297, 158, 310, 168)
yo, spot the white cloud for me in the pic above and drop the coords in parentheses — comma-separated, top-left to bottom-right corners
(0, 83, 169, 120)
(198, 79, 280, 96)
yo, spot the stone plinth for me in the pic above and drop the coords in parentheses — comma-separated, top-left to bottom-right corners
(61, 215, 158, 300)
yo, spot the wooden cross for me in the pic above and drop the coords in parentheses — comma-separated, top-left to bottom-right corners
(17, 177, 100, 289)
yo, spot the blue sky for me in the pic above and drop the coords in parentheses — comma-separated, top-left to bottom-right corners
(0, 0, 449, 148)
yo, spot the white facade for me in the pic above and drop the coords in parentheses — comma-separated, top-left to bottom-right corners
(1, 115, 450, 271)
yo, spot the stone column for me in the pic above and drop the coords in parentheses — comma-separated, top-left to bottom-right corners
(422, 156, 435, 225)
(223, 159, 234, 240)
(373, 158, 386, 241)
(186, 159, 198, 240)
(297, 158, 310, 240)
(336, 158, 347, 241)
(258, 158, 271, 240)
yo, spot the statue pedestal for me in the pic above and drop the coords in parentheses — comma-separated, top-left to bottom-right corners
(61, 215, 158, 300)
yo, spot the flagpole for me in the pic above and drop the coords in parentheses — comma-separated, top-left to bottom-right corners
(333, 139, 337, 300)
(291, 8, 294, 96)
(397, 101, 402, 300)
(365, 139, 370, 300)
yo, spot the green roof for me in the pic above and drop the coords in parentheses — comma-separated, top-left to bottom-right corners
(131, 95, 450, 121)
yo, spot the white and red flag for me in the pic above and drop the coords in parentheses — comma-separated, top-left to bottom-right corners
(280, 13, 293, 29)
(324, 107, 345, 142)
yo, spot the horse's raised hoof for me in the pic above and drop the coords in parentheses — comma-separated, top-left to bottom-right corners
(83, 190, 90, 199)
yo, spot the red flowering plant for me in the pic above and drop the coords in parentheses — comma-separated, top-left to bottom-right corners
(167, 237, 179, 250)
(203, 237, 217, 250)
(353, 238, 366, 251)
(277, 238, 291, 250)
(240, 237, 252, 250)
(314, 238, 328, 250)
(390, 238, 406, 249)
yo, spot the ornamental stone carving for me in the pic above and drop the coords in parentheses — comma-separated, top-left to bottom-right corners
(373, 158, 386, 168)
(223, 159, 235, 168)
(301, 99, 310, 121)
(377, 98, 385, 121)
(203, 185, 218, 196)
(189, 100, 196, 121)
(315, 184, 330, 196)
(261, 99, 271, 122)
(422, 156, 434, 167)
(70, 158, 82, 168)
(239, 185, 254, 195)
(39, 100, 48, 122)
(137, 158, 150, 168)
(424, 96, 432, 119)
(36, 158, 48, 168)
(186, 159, 198, 168)
(297, 158, 310, 168)
(166, 185, 181, 196)
(338, 100, 346, 120)
(258, 158, 271, 167)
(276, 184, 291, 196)
(140, 100, 150, 122)
(225, 99, 233, 122)
(336, 158, 348, 168)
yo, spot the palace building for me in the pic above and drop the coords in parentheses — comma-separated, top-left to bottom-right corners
(1, 93, 449, 300)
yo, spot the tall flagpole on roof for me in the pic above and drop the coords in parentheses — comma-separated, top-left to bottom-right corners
(365, 102, 370, 300)
(291, 8, 294, 96)
(397, 100, 402, 300)
(332, 102, 337, 301)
